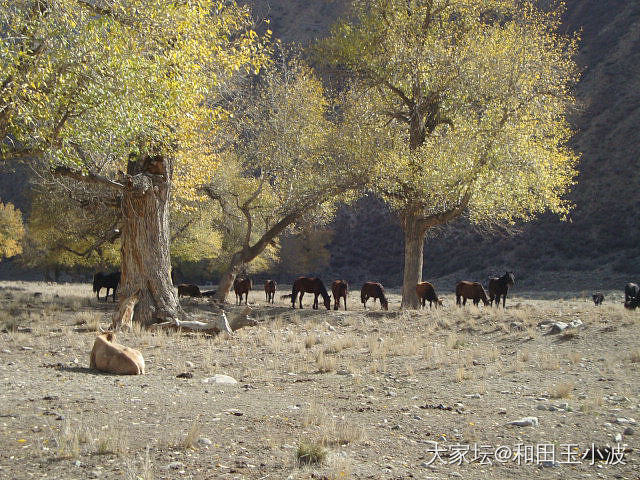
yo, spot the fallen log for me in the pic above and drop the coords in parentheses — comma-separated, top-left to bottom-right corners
(151, 309, 257, 335)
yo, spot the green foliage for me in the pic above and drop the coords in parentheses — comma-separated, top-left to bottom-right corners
(23, 182, 120, 269)
(204, 53, 368, 274)
(321, 0, 580, 228)
(0, 200, 24, 259)
(0, 0, 270, 203)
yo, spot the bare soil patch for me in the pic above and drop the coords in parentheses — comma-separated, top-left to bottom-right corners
(0, 281, 638, 479)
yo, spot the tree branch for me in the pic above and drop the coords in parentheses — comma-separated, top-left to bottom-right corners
(53, 166, 124, 190)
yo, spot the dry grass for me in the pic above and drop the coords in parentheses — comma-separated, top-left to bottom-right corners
(323, 335, 354, 354)
(320, 419, 366, 446)
(54, 420, 82, 459)
(124, 446, 154, 480)
(549, 381, 575, 399)
(315, 352, 336, 373)
(455, 366, 470, 382)
(304, 333, 321, 349)
(95, 424, 128, 456)
(446, 332, 466, 350)
(296, 441, 326, 466)
(178, 419, 201, 450)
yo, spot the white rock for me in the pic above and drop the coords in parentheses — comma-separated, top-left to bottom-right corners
(508, 416, 539, 427)
(167, 461, 184, 470)
(615, 417, 636, 425)
(185, 361, 194, 368)
(614, 433, 622, 442)
(202, 374, 238, 384)
(197, 437, 212, 446)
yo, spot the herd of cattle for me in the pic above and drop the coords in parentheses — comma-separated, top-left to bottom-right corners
(92, 270, 640, 311)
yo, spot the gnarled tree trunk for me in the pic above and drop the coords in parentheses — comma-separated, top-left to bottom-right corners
(400, 213, 427, 309)
(212, 211, 300, 303)
(119, 155, 182, 326)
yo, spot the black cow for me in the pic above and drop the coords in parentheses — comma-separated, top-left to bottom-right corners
(592, 292, 604, 306)
(624, 283, 639, 309)
(93, 271, 121, 302)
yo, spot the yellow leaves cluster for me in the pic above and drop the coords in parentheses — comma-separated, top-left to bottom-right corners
(323, 0, 580, 229)
(0, 0, 271, 206)
(0, 201, 24, 259)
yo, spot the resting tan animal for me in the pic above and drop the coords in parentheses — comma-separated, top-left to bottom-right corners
(89, 332, 145, 375)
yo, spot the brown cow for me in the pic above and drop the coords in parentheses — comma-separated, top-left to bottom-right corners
(331, 280, 348, 310)
(361, 282, 388, 310)
(455, 281, 489, 306)
(177, 283, 201, 298)
(416, 282, 442, 309)
(90, 332, 145, 375)
(264, 280, 277, 303)
(234, 277, 252, 305)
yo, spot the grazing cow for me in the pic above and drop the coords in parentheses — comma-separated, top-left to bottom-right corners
(416, 281, 442, 309)
(592, 292, 604, 306)
(233, 277, 252, 305)
(488, 271, 515, 308)
(264, 280, 277, 303)
(92, 271, 121, 302)
(624, 283, 639, 303)
(624, 283, 639, 310)
(361, 282, 388, 311)
(455, 281, 489, 306)
(331, 280, 348, 310)
(290, 277, 331, 310)
(177, 283, 202, 298)
(90, 332, 145, 375)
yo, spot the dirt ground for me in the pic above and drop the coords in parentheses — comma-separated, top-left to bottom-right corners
(1, 280, 639, 480)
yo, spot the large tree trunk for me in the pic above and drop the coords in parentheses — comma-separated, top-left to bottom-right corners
(213, 252, 243, 304)
(400, 213, 427, 309)
(212, 210, 301, 303)
(119, 155, 182, 326)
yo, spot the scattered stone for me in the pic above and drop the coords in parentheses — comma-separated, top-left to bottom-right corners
(176, 372, 193, 379)
(20, 346, 33, 351)
(391, 424, 402, 430)
(539, 461, 559, 468)
(537, 404, 548, 411)
(197, 437, 212, 446)
(167, 461, 184, 470)
(464, 393, 481, 399)
(614, 433, 622, 442)
(412, 414, 423, 420)
(385, 388, 397, 397)
(547, 322, 568, 334)
(43, 395, 59, 401)
(185, 361, 195, 368)
(614, 417, 636, 425)
(623, 427, 635, 435)
(336, 369, 351, 375)
(89, 470, 102, 478)
(73, 460, 82, 467)
(33, 292, 42, 298)
(568, 319, 583, 328)
(508, 416, 539, 427)
(498, 408, 507, 415)
(2, 349, 11, 354)
(202, 374, 237, 384)
(510, 322, 525, 331)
